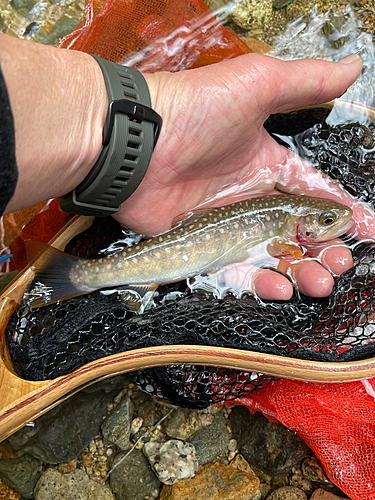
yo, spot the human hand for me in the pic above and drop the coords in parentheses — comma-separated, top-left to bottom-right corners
(113, 52, 372, 300)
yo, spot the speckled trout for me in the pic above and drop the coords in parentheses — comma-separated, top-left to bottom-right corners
(28, 195, 353, 307)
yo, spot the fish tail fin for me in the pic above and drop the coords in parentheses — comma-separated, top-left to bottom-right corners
(25, 240, 85, 308)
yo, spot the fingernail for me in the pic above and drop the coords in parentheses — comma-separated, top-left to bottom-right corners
(338, 54, 362, 65)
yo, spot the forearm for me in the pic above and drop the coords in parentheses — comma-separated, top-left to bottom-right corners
(0, 33, 108, 214)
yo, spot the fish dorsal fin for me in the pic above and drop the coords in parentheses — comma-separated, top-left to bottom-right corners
(171, 208, 211, 228)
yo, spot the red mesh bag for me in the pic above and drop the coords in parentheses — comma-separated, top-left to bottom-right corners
(235, 379, 375, 499)
(0, 199, 69, 274)
(58, 0, 252, 70)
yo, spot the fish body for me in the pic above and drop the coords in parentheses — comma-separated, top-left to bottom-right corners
(29, 195, 353, 307)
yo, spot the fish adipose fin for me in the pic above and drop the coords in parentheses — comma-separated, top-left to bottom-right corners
(25, 240, 86, 308)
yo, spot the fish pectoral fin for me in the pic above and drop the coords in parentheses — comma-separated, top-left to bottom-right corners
(171, 208, 210, 228)
(116, 284, 159, 313)
(267, 239, 304, 260)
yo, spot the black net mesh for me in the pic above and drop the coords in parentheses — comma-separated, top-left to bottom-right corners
(5, 105, 375, 408)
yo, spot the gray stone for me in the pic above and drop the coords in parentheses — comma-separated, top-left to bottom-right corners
(189, 412, 230, 465)
(229, 407, 311, 476)
(34, 468, 114, 500)
(0, 453, 41, 498)
(144, 439, 198, 485)
(137, 399, 170, 427)
(266, 486, 308, 500)
(6, 378, 123, 464)
(102, 395, 134, 450)
(109, 449, 161, 500)
(162, 407, 202, 440)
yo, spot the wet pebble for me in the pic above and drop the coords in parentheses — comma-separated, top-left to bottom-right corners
(159, 462, 260, 500)
(162, 407, 202, 440)
(109, 448, 161, 500)
(144, 440, 198, 485)
(309, 489, 347, 500)
(0, 453, 41, 498)
(34, 468, 114, 500)
(266, 486, 308, 500)
(188, 412, 230, 465)
(229, 407, 311, 476)
(101, 394, 134, 450)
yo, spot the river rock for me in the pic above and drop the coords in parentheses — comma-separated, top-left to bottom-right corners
(144, 440, 198, 485)
(160, 462, 260, 500)
(229, 407, 310, 476)
(301, 457, 328, 483)
(188, 412, 230, 465)
(162, 407, 202, 440)
(310, 490, 347, 500)
(0, 453, 41, 498)
(5, 378, 123, 464)
(34, 468, 114, 500)
(101, 395, 134, 450)
(109, 449, 161, 500)
(266, 486, 308, 500)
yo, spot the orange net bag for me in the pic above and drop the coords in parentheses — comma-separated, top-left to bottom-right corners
(58, 0, 252, 69)
(235, 380, 375, 498)
(0, 200, 69, 274)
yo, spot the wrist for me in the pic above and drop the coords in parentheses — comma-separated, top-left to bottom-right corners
(1, 34, 108, 213)
(60, 56, 163, 217)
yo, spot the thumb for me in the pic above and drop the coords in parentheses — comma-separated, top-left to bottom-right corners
(261, 54, 363, 114)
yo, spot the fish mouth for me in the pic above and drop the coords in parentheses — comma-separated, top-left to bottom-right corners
(319, 219, 354, 241)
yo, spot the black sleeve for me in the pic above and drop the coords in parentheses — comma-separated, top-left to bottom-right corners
(0, 64, 18, 216)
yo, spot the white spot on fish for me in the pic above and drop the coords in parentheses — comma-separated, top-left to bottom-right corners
(266, 215, 270, 222)
(234, 223, 239, 229)
(182, 255, 188, 261)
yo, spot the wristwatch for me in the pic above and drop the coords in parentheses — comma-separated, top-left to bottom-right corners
(60, 55, 162, 217)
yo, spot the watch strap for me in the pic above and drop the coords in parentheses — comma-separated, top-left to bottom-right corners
(60, 55, 162, 217)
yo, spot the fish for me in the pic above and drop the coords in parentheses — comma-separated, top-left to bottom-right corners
(26, 194, 353, 308)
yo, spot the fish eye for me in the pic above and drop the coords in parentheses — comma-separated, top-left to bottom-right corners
(319, 210, 336, 226)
